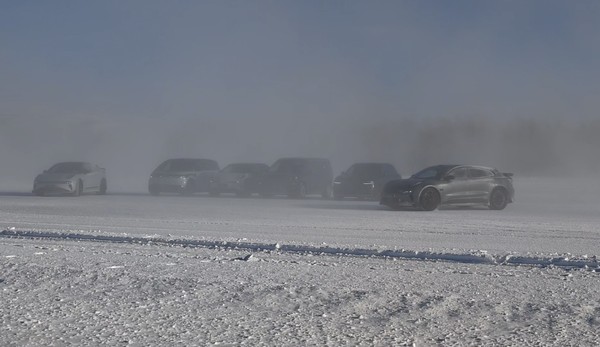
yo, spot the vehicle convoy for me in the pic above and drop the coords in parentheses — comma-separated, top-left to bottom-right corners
(380, 164, 514, 211)
(333, 162, 401, 200)
(258, 157, 334, 199)
(148, 158, 219, 195)
(209, 163, 269, 197)
(33, 162, 107, 196)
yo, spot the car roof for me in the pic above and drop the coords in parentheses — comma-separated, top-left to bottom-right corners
(225, 162, 267, 166)
(53, 161, 90, 166)
(351, 162, 394, 167)
(165, 158, 217, 162)
(276, 157, 329, 162)
(439, 164, 497, 172)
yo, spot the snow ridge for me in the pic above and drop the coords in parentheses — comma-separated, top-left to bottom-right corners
(2, 228, 598, 271)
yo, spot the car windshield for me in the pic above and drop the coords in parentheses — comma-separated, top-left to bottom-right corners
(223, 164, 265, 174)
(47, 162, 88, 174)
(411, 166, 454, 180)
(160, 159, 217, 172)
(348, 164, 384, 178)
(270, 159, 305, 174)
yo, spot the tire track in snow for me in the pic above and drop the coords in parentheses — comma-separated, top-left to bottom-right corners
(2, 228, 599, 271)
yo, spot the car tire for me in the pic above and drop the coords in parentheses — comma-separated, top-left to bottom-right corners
(333, 193, 344, 200)
(289, 183, 307, 199)
(489, 188, 508, 210)
(97, 179, 107, 195)
(321, 185, 333, 200)
(73, 180, 83, 197)
(419, 187, 440, 211)
(180, 180, 195, 196)
(209, 190, 220, 197)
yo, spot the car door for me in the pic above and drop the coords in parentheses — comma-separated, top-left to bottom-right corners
(84, 164, 102, 190)
(467, 168, 495, 203)
(344, 165, 362, 195)
(439, 167, 471, 204)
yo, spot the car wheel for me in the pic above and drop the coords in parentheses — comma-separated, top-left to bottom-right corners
(321, 185, 333, 200)
(333, 193, 344, 200)
(97, 179, 107, 195)
(419, 187, 440, 211)
(209, 190, 220, 197)
(73, 180, 83, 197)
(180, 180, 195, 196)
(489, 188, 508, 210)
(289, 183, 307, 199)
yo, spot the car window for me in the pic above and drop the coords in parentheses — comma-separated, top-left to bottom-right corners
(48, 162, 87, 174)
(383, 165, 398, 176)
(223, 164, 246, 173)
(469, 168, 492, 178)
(223, 164, 264, 174)
(160, 159, 217, 172)
(351, 165, 382, 178)
(448, 167, 468, 179)
(412, 168, 439, 179)
(271, 160, 303, 174)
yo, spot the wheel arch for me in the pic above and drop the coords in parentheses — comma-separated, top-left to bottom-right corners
(416, 185, 441, 204)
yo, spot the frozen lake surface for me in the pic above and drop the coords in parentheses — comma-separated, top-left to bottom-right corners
(1, 177, 600, 345)
(1, 177, 599, 258)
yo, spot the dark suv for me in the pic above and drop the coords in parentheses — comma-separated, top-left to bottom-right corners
(148, 158, 219, 195)
(258, 158, 333, 198)
(333, 162, 401, 200)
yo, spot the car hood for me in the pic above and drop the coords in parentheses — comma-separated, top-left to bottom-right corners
(36, 173, 80, 181)
(219, 172, 249, 181)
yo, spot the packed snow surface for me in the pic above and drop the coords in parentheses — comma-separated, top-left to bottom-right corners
(1, 177, 600, 345)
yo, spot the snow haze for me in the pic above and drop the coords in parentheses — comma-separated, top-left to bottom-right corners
(2, 1, 600, 190)
(2, 2, 600, 345)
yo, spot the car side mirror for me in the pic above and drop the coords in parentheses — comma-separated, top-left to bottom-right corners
(445, 175, 455, 181)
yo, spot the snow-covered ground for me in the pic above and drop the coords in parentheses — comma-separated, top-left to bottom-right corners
(1, 177, 600, 345)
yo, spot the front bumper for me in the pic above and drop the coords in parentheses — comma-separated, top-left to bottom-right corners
(33, 182, 76, 195)
(380, 191, 416, 208)
(148, 176, 188, 191)
(334, 184, 379, 199)
(213, 180, 246, 193)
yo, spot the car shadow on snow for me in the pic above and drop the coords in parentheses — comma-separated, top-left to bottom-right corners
(302, 201, 495, 212)
(0, 191, 34, 197)
(299, 202, 388, 211)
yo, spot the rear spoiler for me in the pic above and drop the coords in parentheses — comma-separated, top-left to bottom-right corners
(503, 172, 513, 178)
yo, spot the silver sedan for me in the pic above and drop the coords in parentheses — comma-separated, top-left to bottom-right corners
(33, 162, 107, 196)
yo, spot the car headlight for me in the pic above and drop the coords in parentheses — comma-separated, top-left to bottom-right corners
(363, 181, 375, 187)
(333, 181, 341, 184)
